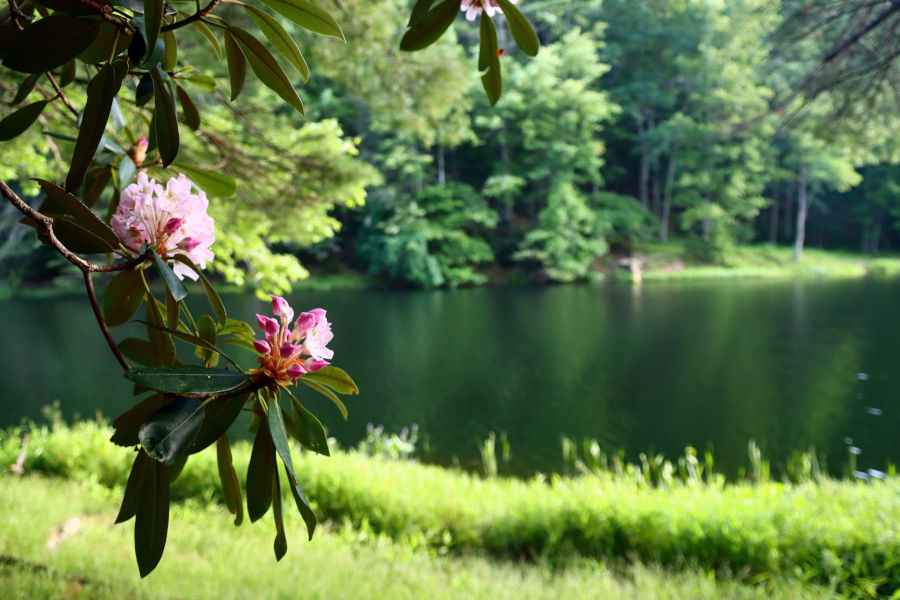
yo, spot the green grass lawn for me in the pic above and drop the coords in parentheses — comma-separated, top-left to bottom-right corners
(0, 475, 835, 600)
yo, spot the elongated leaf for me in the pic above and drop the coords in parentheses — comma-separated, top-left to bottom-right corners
(78, 23, 133, 64)
(146, 295, 176, 365)
(138, 395, 205, 464)
(0, 99, 46, 141)
(478, 12, 502, 106)
(151, 248, 187, 302)
(139, 320, 241, 369)
(301, 365, 359, 395)
(217, 318, 253, 340)
(170, 163, 236, 197)
(399, 0, 460, 52)
(103, 270, 145, 327)
(227, 26, 303, 114)
(116, 449, 151, 524)
(284, 387, 329, 456)
(272, 470, 287, 560)
(35, 178, 120, 247)
(300, 378, 348, 420)
(191, 20, 221, 59)
(12, 73, 40, 105)
(118, 155, 136, 186)
(3, 14, 101, 73)
(110, 98, 126, 132)
(243, 4, 309, 82)
(168, 454, 188, 482)
(83, 167, 112, 207)
(187, 392, 248, 454)
(256, 0, 343, 40)
(247, 417, 275, 522)
(134, 456, 169, 577)
(59, 59, 77, 87)
(143, 0, 163, 63)
(408, 0, 436, 26)
(66, 60, 127, 190)
(165, 287, 179, 329)
(150, 66, 179, 167)
(118, 337, 156, 366)
(125, 365, 248, 395)
(49, 215, 118, 253)
(35, 0, 100, 16)
(175, 85, 200, 130)
(223, 30, 246, 101)
(268, 391, 316, 538)
(170, 254, 227, 324)
(160, 30, 177, 71)
(136, 72, 154, 106)
(494, 0, 538, 56)
(184, 73, 216, 91)
(216, 435, 244, 525)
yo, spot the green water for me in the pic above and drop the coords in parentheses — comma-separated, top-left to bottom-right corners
(2, 278, 899, 476)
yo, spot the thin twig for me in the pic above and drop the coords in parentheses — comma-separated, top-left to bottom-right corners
(76, 0, 121, 24)
(6, 0, 28, 31)
(84, 270, 131, 371)
(161, 0, 222, 32)
(44, 73, 80, 120)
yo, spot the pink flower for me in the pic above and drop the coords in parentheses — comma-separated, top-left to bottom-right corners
(110, 173, 215, 280)
(251, 296, 335, 386)
(460, 0, 516, 21)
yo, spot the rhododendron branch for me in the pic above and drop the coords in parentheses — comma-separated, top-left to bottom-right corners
(84, 270, 131, 371)
(161, 0, 223, 32)
(45, 72, 80, 120)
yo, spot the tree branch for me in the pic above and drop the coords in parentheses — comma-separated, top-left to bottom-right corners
(823, 2, 900, 62)
(161, 0, 222, 32)
(84, 270, 131, 371)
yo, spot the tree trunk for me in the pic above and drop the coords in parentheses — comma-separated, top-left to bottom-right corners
(768, 184, 780, 245)
(792, 167, 809, 262)
(436, 143, 445, 185)
(637, 117, 649, 208)
(660, 150, 677, 243)
(783, 178, 794, 239)
(651, 157, 662, 218)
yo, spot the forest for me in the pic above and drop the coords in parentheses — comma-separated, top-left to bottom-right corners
(1, 0, 899, 293)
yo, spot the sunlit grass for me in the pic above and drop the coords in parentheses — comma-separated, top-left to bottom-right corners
(0, 475, 836, 600)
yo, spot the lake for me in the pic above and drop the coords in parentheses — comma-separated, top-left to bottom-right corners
(2, 278, 899, 477)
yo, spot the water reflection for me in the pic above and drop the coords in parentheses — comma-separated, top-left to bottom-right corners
(1, 278, 899, 476)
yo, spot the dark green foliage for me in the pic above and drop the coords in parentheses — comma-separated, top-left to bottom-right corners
(356, 183, 498, 287)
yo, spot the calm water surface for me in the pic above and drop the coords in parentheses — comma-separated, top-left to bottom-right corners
(2, 278, 899, 476)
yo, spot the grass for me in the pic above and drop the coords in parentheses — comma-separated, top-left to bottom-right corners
(3, 421, 900, 596)
(632, 242, 900, 282)
(0, 475, 836, 600)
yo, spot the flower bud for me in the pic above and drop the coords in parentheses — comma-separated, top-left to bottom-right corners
(286, 363, 307, 379)
(253, 340, 271, 355)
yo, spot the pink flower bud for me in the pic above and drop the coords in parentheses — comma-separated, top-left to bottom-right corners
(164, 217, 183, 234)
(295, 311, 316, 332)
(305, 359, 329, 372)
(280, 342, 297, 359)
(253, 340, 271, 355)
(137, 136, 149, 148)
(256, 314, 279, 336)
(178, 237, 201, 252)
(286, 363, 307, 379)
(272, 296, 294, 323)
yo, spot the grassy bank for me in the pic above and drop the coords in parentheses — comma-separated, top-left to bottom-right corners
(631, 242, 900, 282)
(2, 421, 899, 597)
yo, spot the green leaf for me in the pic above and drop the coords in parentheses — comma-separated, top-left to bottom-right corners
(478, 12, 502, 106)
(408, 0, 436, 26)
(170, 254, 227, 324)
(35, 0, 102, 16)
(300, 378, 348, 420)
(134, 456, 169, 577)
(227, 26, 304, 114)
(0, 100, 46, 141)
(164, 287, 179, 329)
(48, 215, 118, 253)
(111, 394, 171, 447)
(223, 30, 246, 101)
(170, 163, 236, 197)
(175, 85, 200, 130)
(247, 417, 275, 522)
(138, 395, 205, 464)
(168, 454, 188, 483)
(267, 390, 316, 538)
(243, 4, 309, 82)
(217, 318, 254, 340)
(83, 167, 112, 208)
(255, 0, 343, 40)
(3, 14, 101, 73)
(12, 73, 40, 105)
(125, 365, 249, 395)
(186, 392, 248, 454)
(160, 30, 177, 71)
(59, 59, 76, 87)
(494, 0, 538, 57)
(136, 72, 154, 106)
(139, 320, 241, 369)
(184, 72, 217, 91)
(271, 470, 287, 560)
(116, 449, 152, 524)
(301, 366, 359, 395)
(284, 387, 329, 456)
(146, 295, 177, 365)
(216, 435, 244, 525)
(195, 313, 217, 364)
(142, 0, 163, 63)
(77, 23, 133, 64)
(191, 19, 221, 59)
(103, 270, 145, 327)
(35, 179, 120, 248)
(150, 66, 179, 167)
(66, 59, 127, 190)
(399, 0, 460, 52)
(118, 155, 136, 186)
(118, 337, 156, 366)
(151, 247, 187, 302)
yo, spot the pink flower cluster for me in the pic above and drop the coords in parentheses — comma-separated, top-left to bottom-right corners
(461, 0, 516, 21)
(111, 173, 215, 281)
(253, 296, 334, 386)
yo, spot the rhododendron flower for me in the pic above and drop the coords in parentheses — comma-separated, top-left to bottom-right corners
(110, 173, 215, 280)
(460, 0, 516, 21)
(252, 296, 334, 386)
